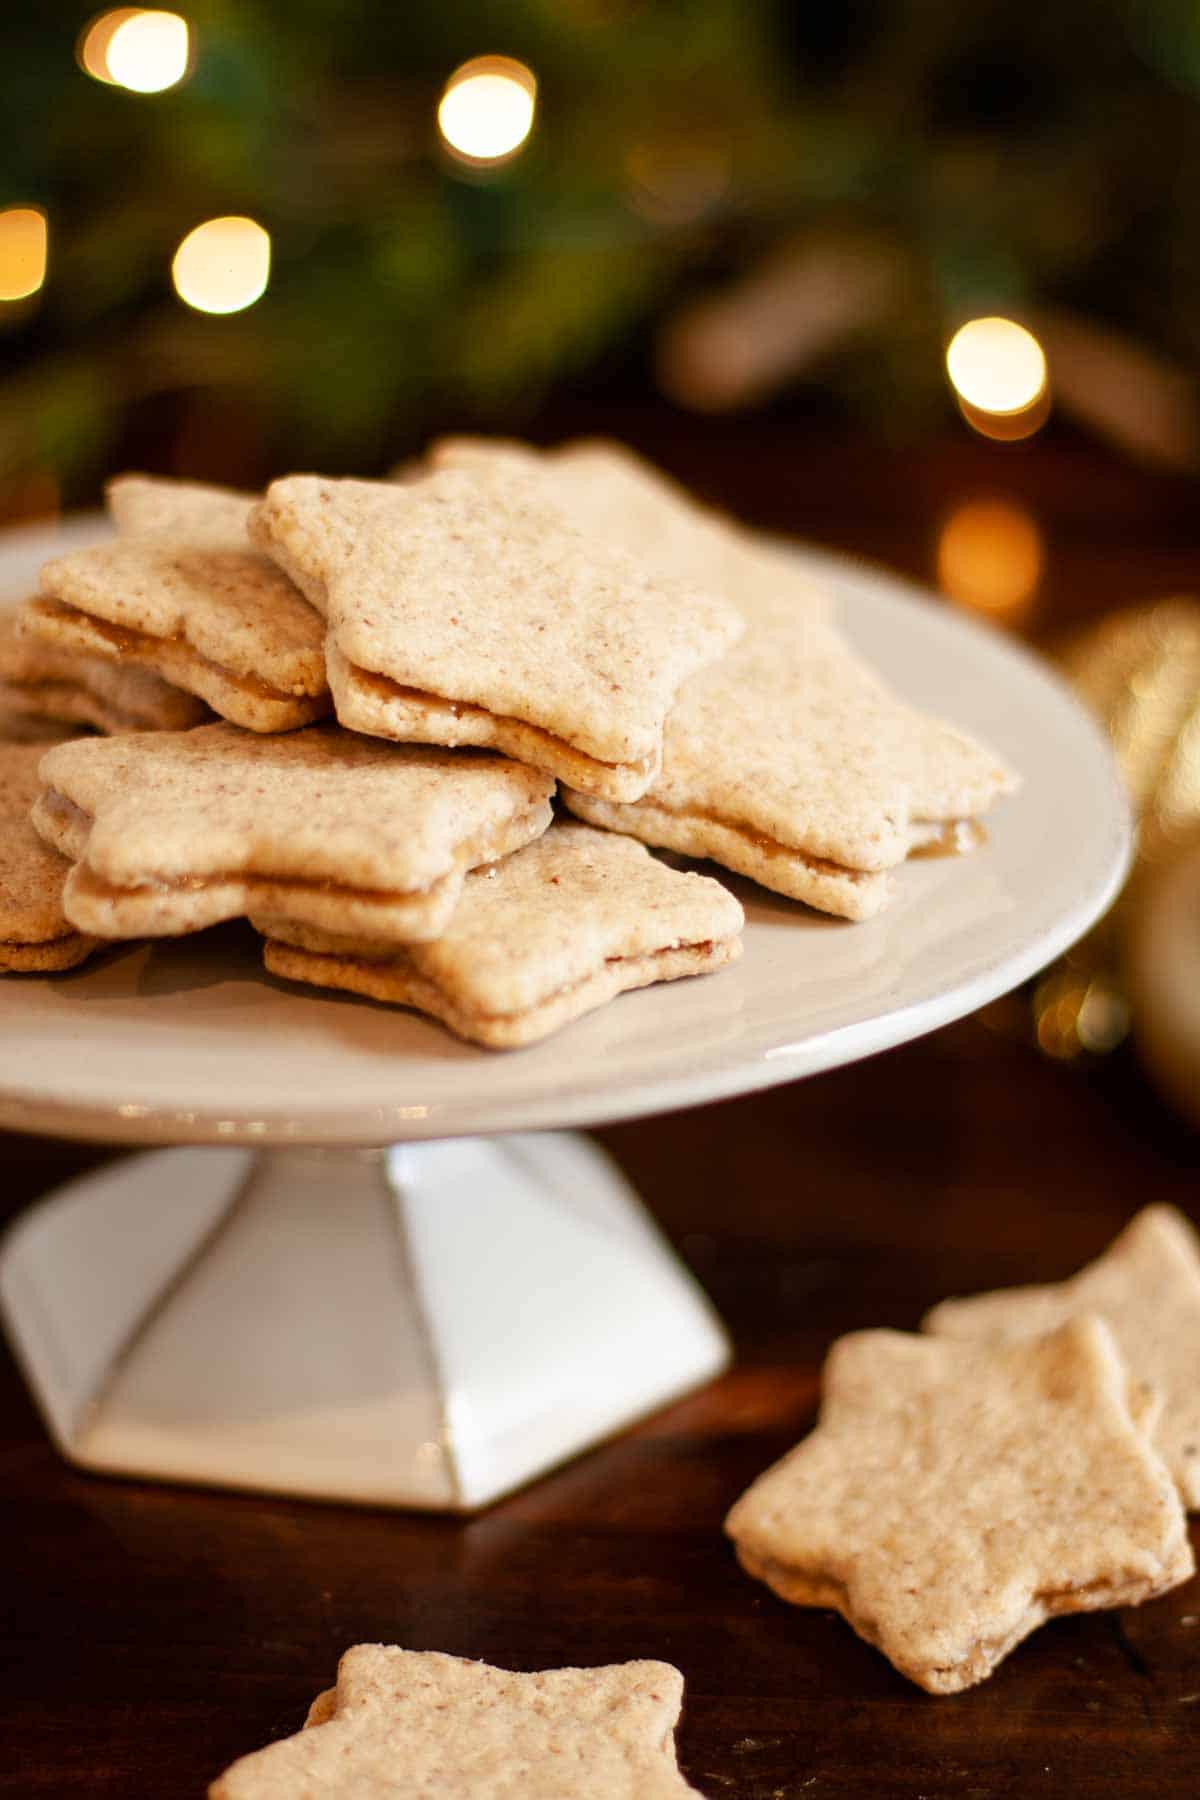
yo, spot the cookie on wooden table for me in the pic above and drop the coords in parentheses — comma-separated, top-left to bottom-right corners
(250, 466, 744, 800)
(431, 434, 833, 623)
(0, 610, 209, 736)
(259, 821, 743, 1048)
(0, 740, 98, 971)
(564, 609, 1017, 919)
(725, 1317, 1192, 1694)
(925, 1205, 1200, 1508)
(19, 472, 328, 733)
(32, 722, 554, 943)
(209, 1644, 705, 1798)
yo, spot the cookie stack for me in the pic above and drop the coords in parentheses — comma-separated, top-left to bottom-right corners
(1, 439, 1016, 1046)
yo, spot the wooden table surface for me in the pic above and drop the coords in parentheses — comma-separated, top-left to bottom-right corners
(4, 422, 1200, 1797)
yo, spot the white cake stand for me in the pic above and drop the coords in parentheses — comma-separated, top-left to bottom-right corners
(0, 522, 1130, 1510)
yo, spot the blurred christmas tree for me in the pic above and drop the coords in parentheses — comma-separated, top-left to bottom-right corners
(2, 0, 1198, 506)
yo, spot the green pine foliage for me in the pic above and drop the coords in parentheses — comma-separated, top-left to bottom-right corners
(2, 2, 1197, 493)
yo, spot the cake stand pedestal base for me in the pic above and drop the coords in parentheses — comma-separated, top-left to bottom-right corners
(0, 1134, 729, 1511)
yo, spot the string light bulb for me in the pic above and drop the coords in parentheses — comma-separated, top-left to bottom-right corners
(438, 56, 537, 167)
(946, 316, 1050, 440)
(172, 217, 270, 315)
(79, 9, 191, 92)
(0, 207, 48, 304)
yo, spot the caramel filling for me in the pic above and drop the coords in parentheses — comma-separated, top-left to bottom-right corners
(74, 864, 444, 906)
(636, 802, 873, 880)
(351, 662, 655, 779)
(33, 601, 308, 704)
(286, 937, 723, 1022)
(51, 793, 548, 908)
(636, 803, 982, 875)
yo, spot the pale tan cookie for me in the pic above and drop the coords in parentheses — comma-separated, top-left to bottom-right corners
(251, 466, 744, 799)
(725, 1317, 1192, 1694)
(925, 1205, 1200, 1509)
(0, 609, 209, 735)
(25, 522, 329, 733)
(260, 821, 743, 1048)
(34, 723, 554, 943)
(432, 434, 833, 623)
(209, 1644, 705, 1799)
(0, 741, 98, 971)
(563, 610, 1016, 919)
(106, 473, 257, 547)
(249, 476, 399, 616)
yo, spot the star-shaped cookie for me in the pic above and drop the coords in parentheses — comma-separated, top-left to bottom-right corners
(209, 1645, 705, 1798)
(33, 723, 554, 944)
(1, 741, 98, 971)
(251, 465, 744, 799)
(925, 1205, 1200, 1508)
(260, 820, 744, 1048)
(20, 474, 328, 733)
(563, 608, 1016, 919)
(0, 609, 209, 735)
(430, 434, 833, 623)
(725, 1318, 1192, 1693)
(105, 472, 257, 546)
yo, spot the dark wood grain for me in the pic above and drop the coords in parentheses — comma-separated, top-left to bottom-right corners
(3, 425, 1200, 1798)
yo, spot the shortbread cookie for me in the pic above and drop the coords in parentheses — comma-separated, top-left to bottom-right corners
(249, 476, 398, 617)
(925, 1205, 1200, 1508)
(260, 821, 743, 1048)
(0, 610, 209, 735)
(564, 610, 1016, 919)
(0, 741, 97, 971)
(725, 1317, 1192, 1694)
(251, 467, 744, 799)
(25, 469, 327, 733)
(34, 723, 554, 943)
(24, 529, 328, 733)
(432, 434, 832, 623)
(106, 473, 257, 547)
(209, 1644, 705, 1799)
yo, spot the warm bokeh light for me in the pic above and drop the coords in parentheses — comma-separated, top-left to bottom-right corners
(107, 10, 189, 91)
(0, 207, 48, 303)
(438, 56, 537, 166)
(946, 316, 1050, 441)
(936, 498, 1044, 626)
(172, 217, 270, 315)
(79, 9, 190, 92)
(946, 317, 1047, 414)
(78, 8, 140, 81)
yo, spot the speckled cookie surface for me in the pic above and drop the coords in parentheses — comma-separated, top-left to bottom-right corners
(30, 533, 328, 728)
(432, 434, 833, 624)
(260, 821, 744, 1048)
(725, 1317, 1192, 1694)
(0, 609, 209, 734)
(562, 609, 1016, 915)
(925, 1205, 1200, 1509)
(106, 473, 257, 547)
(209, 1644, 705, 1799)
(249, 476, 401, 616)
(253, 466, 744, 796)
(35, 723, 554, 943)
(0, 741, 97, 970)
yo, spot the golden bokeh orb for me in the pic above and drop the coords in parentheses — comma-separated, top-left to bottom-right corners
(438, 57, 537, 166)
(172, 217, 271, 315)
